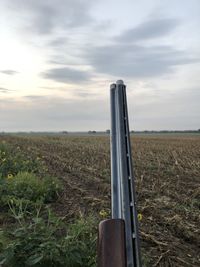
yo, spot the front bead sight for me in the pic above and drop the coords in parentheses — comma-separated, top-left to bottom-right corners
(116, 80, 124, 85)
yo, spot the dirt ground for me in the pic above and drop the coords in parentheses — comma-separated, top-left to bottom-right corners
(1, 134, 200, 266)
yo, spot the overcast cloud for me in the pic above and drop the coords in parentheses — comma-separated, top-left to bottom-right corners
(41, 67, 91, 83)
(0, 70, 19, 75)
(115, 18, 179, 43)
(0, 0, 199, 131)
(1, 0, 94, 35)
(0, 87, 13, 93)
(85, 43, 198, 78)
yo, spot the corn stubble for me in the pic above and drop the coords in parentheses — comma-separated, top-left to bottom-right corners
(0, 134, 199, 266)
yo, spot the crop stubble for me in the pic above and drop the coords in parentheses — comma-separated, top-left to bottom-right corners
(1, 134, 200, 266)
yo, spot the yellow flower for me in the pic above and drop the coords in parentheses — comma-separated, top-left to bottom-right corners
(99, 210, 108, 218)
(7, 173, 14, 179)
(137, 213, 143, 221)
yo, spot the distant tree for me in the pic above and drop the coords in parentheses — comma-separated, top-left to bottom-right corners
(62, 131, 68, 134)
(106, 129, 110, 134)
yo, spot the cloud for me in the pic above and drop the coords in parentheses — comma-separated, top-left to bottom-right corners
(41, 67, 90, 83)
(2, 0, 94, 35)
(115, 18, 179, 42)
(48, 37, 68, 47)
(0, 87, 13, 93)
(0, 96, 109, 131)
(1, 85, 199, 131)
(25, 89, 98, 99)
(80, 17, 198, 79)
(38, 86, 98, 98)
(130, 86, 200, 130)
(85, 43, 198, 78)
(72, 89, 98, 98)
(23, 95, 49, 101)
(0, 70, 18, 75)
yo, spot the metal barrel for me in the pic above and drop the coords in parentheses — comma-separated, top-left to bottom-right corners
(110, 80, 142, 267)
(110, 83, 121, 219)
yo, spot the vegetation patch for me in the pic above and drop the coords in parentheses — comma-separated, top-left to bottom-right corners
(0, 172, 61, 209)
(0, 142, 45, 178)
(0, 207, 97, 267)
(0, 139, 97, 267)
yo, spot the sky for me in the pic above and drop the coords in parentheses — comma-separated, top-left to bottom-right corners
(0, 0, 199, 132)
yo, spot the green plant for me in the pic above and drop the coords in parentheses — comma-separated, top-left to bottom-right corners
(63, 216, 97, 266)
(0, 208, 97, 267)
(0, 172, 61, 209)
(0, 143, 44, 178)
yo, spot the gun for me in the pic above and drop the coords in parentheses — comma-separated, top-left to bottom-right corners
(98, 80, 142, 267)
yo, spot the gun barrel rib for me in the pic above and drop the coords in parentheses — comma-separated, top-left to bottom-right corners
(110, 83, 122, 219)
(110, 81, 142, 267)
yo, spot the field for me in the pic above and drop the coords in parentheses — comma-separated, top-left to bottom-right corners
(0, 134, 200, 266)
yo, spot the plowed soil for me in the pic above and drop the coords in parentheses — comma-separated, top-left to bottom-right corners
(1, 134, 200, 266)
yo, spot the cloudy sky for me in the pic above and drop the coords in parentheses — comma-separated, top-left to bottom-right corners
(0, 0, 199, 131)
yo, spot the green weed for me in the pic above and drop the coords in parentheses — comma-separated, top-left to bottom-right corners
(0, 207, 97, 267)
(0, 172, 61, 209)
(0, 143, 44, 178)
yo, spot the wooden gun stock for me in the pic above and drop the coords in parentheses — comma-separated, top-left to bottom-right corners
(97, 219, 126, 267)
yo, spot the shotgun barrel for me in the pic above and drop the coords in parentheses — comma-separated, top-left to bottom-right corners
(98, 80, 142, 267)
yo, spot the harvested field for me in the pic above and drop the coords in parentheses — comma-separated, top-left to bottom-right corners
(0, 134, 200, 266)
